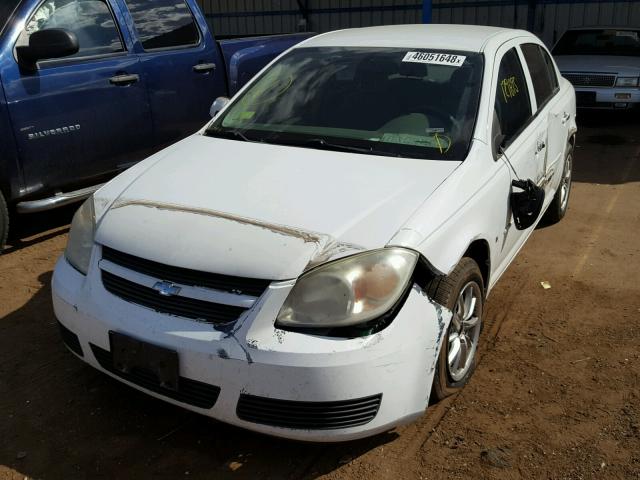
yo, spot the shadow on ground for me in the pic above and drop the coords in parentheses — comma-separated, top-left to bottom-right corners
(0, 272, 396, 479)
(4, 203, 78, 254)
(572, 109, 640, 185)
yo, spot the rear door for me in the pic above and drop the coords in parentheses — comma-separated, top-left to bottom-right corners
(1, 0, 153, 195)
(119, 0, 227, 150)
(520, 42, 568, 193)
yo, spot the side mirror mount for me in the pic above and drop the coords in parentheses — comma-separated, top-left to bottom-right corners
(16, 28, 79, 71)
(492, 133, 506, 160)
(210, 96, 230, 118)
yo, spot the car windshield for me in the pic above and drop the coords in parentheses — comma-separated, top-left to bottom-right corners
(0, 0, 20, 37)
(553, 29, 640, 56)
(206, 47, 484, 161)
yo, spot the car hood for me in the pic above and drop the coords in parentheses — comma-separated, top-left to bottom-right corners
(555, 55, 640, 76)
(95, 135, 461, 281)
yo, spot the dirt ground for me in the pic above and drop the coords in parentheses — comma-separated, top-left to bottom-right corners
(1, 110, 638, 480)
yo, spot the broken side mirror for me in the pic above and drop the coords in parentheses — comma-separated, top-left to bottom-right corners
(511, 179, 545, 230)
(210, 96, 230, 118)
(16, 29, 79, 71)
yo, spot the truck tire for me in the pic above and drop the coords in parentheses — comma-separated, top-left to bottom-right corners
(426, 257, 484, 401)
(543, 142, 573, 224)
(0, 189, 8, 252)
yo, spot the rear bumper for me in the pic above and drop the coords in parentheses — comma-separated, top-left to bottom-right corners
(575, 87, 640, 109)
(52, 251, 450, 441)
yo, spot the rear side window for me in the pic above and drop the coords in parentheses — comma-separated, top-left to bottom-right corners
(124, 0, 199, 51)
(494, 48, 532, 145)
(521, 43, 558, 108)
(16, 0, 124, 59)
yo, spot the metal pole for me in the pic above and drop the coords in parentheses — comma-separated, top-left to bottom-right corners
(422, 0, 432, 24)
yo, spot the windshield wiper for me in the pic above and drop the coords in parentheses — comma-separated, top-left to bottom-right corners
(204, 127, 253, 142)
(299, 138, 399, 157)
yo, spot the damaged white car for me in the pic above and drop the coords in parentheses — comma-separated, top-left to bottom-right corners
(52, 24, 577, 441)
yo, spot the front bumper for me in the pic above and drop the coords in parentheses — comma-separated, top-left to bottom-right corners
(52, 249, 451, 441)
(574, 87, 640, 109)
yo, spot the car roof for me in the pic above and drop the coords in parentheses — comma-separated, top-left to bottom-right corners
(298, 24, 534, 52)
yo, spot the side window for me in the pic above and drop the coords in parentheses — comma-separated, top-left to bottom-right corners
(16, 0, 124, 59)
(521, 43, 557, 108)
(123, 0, 199, 51)
(494, 47, 532, 145)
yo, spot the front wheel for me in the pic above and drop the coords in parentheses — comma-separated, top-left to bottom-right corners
(544, 142, 573, 224)
(426, 257, 484, 401)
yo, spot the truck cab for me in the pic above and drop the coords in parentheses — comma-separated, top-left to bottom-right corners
(0, 0, 311, 248)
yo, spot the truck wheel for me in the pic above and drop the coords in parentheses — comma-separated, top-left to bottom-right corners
(0, 189, 8, 251)
(544, 142, 573, 224)
(426, 257, 484, 401)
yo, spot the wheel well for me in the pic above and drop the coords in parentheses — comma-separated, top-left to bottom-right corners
(464, 240, 490, 291)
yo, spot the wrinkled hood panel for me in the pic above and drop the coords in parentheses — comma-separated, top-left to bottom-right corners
(96, 135, 460, 280)
(555, 55, 640, 76)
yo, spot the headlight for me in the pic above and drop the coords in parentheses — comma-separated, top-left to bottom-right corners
(65, 196, 96, 275)
(616, 77, 639, 87)
(276, 248, 419, 329)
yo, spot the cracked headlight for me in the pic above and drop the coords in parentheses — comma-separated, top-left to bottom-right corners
(276, 248, 419, 328)
(65, 196, 96, 275)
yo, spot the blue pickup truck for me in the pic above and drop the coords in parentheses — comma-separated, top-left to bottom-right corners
(0, 0, 312, 248)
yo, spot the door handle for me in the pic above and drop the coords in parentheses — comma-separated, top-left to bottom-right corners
(536, 140, 546, 152)
(109, 73, 140, 86)
(193, 63, 216, 73)
(562, 112, 570, 124)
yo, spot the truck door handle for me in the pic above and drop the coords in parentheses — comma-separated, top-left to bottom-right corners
(537, 140, 546, 152)
(562, 112, 570, 124)
(109, 74, 140, 86)
(193, 63, 216, 73)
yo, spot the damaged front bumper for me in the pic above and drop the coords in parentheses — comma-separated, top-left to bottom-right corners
(52, 248, 451, 442)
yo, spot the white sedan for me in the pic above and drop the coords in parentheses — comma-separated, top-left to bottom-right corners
(52, 24, 576, 441)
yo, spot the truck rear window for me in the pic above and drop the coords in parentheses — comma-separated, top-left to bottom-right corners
(124, 0, 199, 51)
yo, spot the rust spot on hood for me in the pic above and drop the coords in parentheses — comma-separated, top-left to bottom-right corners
(110, 199, 325, 244)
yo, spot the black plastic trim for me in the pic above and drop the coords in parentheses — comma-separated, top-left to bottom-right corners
(57, 321, 83, 357)
(237, 393, 382, 430)
(102, 246, 271, 297)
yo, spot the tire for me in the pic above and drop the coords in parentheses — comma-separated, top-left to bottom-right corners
(0, 189, 8, 252)
(426, 257, 484, 401)
(544, 142, 573, 224)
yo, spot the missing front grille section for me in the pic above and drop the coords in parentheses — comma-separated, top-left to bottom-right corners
(237, 393, 383, 430)
(102, 246, 271, 297)
(101, 270, 246, 324)
(90, 344, 220, 409)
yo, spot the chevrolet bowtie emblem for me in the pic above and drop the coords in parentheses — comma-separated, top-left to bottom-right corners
(153, 281, 182, 297)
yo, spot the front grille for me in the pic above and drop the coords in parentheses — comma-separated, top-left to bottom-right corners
(102, 270, 246, 324)
(564, 73, 616, 87)
(90, 344, 220, 409)
(237, 393, 383, 430)
(102, 246, 271, 297)
(58, 321, 83, 357)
